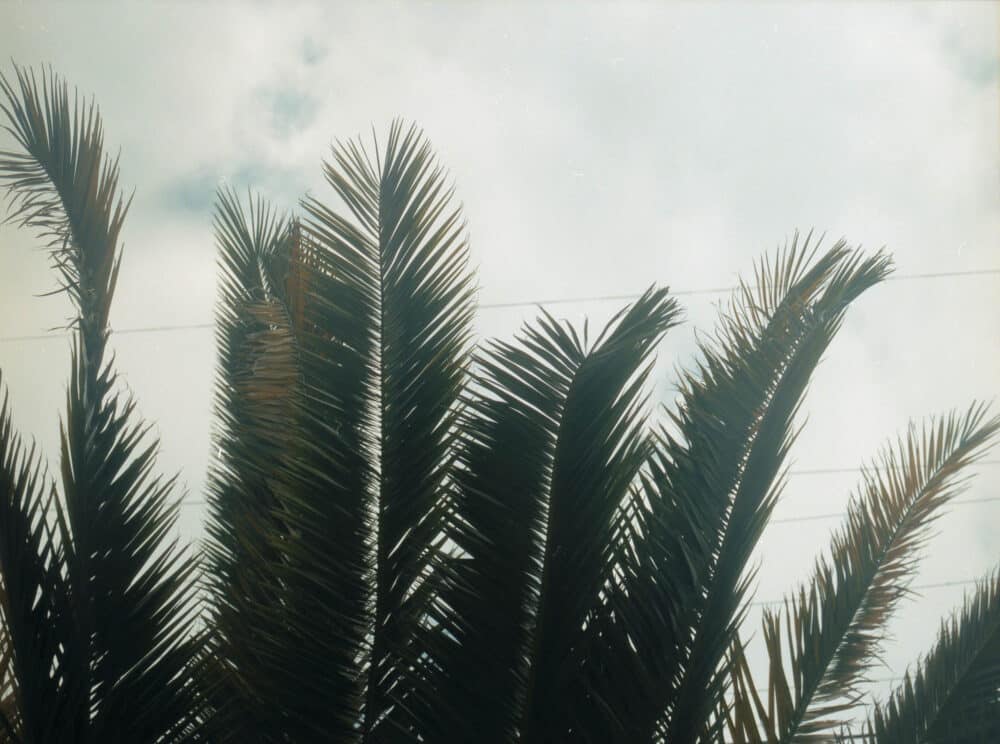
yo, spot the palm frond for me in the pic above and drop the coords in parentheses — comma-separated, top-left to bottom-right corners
(296, 121, 476, 740)
(0, 64, 201, 742)
(200, 188, 310, 742)
(203, 187, 373, 741)
(269, 220, 375, 741)
(435, 288, 680, 741)
(728, 405, 1000, 743)
(858, 569, 1000, 743)
(201, 188, 297, 605)
(629, 235, 891, 743)
(203, 122, 477, 740)
(0, 65, 125, 333)
(0, 382, 78, 743)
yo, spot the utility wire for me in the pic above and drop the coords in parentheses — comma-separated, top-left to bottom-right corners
(751, 578, 985, 608)
(769, 495, 1000, 524)
(172, 460, 1000, 510)
(1, 267, 998, 344)
(481, 267, 1000, 309)
(780, 460, 1000, 477)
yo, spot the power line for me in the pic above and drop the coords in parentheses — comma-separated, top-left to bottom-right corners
(0, 322, 217, 344)
(1, 266, 998, 344)
(763, 460, 1000, 523)
(184, 466, 1000, 509)
(754, 674, 906, 696)
(485, 267, 1000, 311)
(751, 578, 984, 609)
(172, 460, 1000, 511)
(882, 267, 1000, 281)
(780, 460, 1000, 477)
(770, 495, 1000, 525)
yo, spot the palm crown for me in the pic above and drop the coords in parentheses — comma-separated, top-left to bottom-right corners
(0, 66, 998, 743)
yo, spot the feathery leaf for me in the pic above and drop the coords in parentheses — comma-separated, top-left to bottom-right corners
(637, 236, 891, 743)
(0, 64, 201, 742)
(729, 405, 1000, 743)
(860, 569, 1000, 743)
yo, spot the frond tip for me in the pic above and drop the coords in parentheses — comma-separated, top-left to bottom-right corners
(0, 64, 129, 328)
(648, 234, 891, 743)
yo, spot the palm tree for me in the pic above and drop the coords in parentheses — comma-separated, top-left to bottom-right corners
(202, 122, 1000, 742)
(0, 67, 202, 742)
(1, 65, 997, 743)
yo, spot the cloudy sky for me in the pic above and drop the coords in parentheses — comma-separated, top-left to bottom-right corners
(1, 0, 998, 711)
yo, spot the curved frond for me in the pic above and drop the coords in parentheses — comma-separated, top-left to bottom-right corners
(0, 65, 126, 333)
(0, 64, 201, 742)
(436, 288, 680, 741)
(729, 405, 1000, 743)
(203, 188, 296, 605)
(201, 189, 326, 742)
(299, 120, 476, 740)
(632, 236, 891, 743)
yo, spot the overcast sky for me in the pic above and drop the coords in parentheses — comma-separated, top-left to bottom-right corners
(1, 0, 998, 712)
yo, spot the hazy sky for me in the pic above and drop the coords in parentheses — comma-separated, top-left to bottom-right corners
(1, 0, 998, 711)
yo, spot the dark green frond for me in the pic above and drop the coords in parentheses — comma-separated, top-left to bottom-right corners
(297, 120, 476, 741)
(269, 223, 375, 741)
(0, 382, 78, 744)
(203, 122, 476, 741)
(0, 64, 201, 742)
(203, 187, 296, 597)
(729, 405, 1000, 743)
(200, 189, 309, 742)
(437, 288, 680, 742)
(636, 235, 891, 743)
(860, 570, 1000, 743)
(0, 64, 126, 333)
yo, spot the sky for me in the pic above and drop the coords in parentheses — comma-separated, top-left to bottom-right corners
(1, 0, 999, 716)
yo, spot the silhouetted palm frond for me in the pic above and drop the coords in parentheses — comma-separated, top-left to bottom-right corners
(727, 405, 1000, 743)
(433, 287, 680, 742)
(0, 65, 201, 743)
(203, 122, 476, 741)
(0, 381, 76, 743)
(199, 189, 302, 742)
(854, 570, 1000, 744)
(621, 237, 891, 743)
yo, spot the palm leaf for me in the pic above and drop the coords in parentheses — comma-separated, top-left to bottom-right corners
(0, 382, 78, 743)
(0, 64, 201, 742)
(203, 122, 476, 740)
(728, 405, 1000, 743)
(295, 121, 475, 740)
(855, 569, 1000, 743)
(435, 287, 680, 741)
(200, 188, 303, 742)
(627, 236, 891, 743)
(203, 189, 370, 741)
